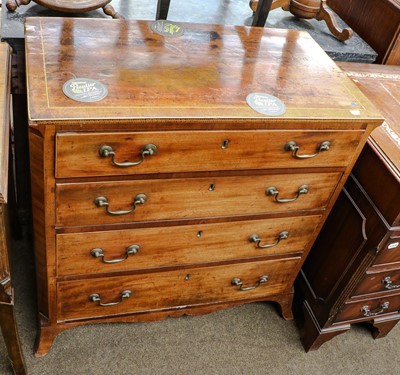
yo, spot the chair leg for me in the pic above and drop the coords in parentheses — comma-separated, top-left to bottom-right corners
(0, 303, 27, 375)
(252, 0, 275, 27)
(156, 0, 171, 20)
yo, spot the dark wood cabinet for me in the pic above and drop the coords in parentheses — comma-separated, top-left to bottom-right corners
(327, 0, 400, 64)
(298, 63, 400, 351)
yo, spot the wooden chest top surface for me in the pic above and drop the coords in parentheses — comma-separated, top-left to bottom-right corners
(25, 17, 381, 123)
(338, 62, 400, 181)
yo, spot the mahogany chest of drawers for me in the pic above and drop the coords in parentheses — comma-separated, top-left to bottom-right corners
(298, 63, 400, 351)
(24, 17, 382, 356)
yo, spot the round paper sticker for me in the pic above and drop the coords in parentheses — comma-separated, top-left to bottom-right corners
(246, 93, 286, 116)
(62, 78, 108, 103)
(151, 20, 184, 37)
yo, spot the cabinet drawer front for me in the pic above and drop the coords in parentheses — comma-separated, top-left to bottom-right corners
(56, 172, 340, 227)
(56, 215, 320, 276)
(372, 235, 400, 266)
(57, 257, 301, 321)
(352, 269, 400, 297)
(336, 294, 400, 323)
(55, 130, 362, 178)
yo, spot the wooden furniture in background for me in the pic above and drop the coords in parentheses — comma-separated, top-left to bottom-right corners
(6, 0, 122, 18)
(0, 43, 27, 375)
(250, 0, 353, 41)
(298, 63, 400, 351)
(25, 17, 381, 356)
(156, 0, 274, 26)
(327, 0, 400, 64)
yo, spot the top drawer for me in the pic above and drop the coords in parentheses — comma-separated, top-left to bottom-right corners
(55, 130, 363, 178)
(372, 234, 400, 267)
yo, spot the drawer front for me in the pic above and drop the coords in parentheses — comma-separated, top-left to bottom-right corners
(372, 235, 400, 266)
(56, 172, 340, 227)
(56, 215, 321, 276)
(57, 257, 301, 321)
(55, 130, 363, 178)
(336, 294, 400, 323)
(352, 269, 400, 297)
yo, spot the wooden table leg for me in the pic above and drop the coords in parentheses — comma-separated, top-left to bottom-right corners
(252, 0, 274, 27)
(156, 0, 171, 20)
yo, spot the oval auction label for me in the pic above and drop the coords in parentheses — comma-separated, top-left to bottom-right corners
(246, 93, 286, 116)
(151, 20, 184, 37)
(62, 78, 108, 102)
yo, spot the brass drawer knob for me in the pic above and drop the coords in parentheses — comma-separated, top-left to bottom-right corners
(90, 244, 140, 264)
(249, 231, 289, 249)
(285, 140, 330, 159)
(231, 275, 269, 291)
(266, 185, 308, 203)
(99, 144, 157, 167)
(94, 193, 147, 216)
(89, 290, 132, 307)
(361, 302, 390, 317)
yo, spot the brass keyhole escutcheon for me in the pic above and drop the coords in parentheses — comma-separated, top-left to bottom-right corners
(221, 139, 230, 149)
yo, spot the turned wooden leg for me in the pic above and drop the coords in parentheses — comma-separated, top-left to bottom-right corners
(0, 303, 27, 375)
(301, 300, 350, 352)
(370, 318, 400, 339)
(156, 0, 171, 20)
(316, 1, 353, 41)
(103, 4, 123, 19)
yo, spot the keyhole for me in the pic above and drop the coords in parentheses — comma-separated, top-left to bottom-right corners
(196, 231, 203, 238)
(185, 274, 190, 281)
(221, 139, 230, 149)
(209, 184, 215, 191)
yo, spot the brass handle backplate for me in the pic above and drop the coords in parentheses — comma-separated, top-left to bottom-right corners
(89, 290, 132, 307)
(361, 302, 390, 317)
(90, 244, 140, 264)
(94, 193, 147, 216)
(266, 185, 308, 203)
(382, 276, 400, 290)
(231, 275, 269, 291)
(249, 231, 289, 249)
(285, 141, 330, 159)
(99, 143, 157, 167)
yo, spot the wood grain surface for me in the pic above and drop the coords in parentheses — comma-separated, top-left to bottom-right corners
(25, 18, 383, 356)
(25, 18, 381, 122)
